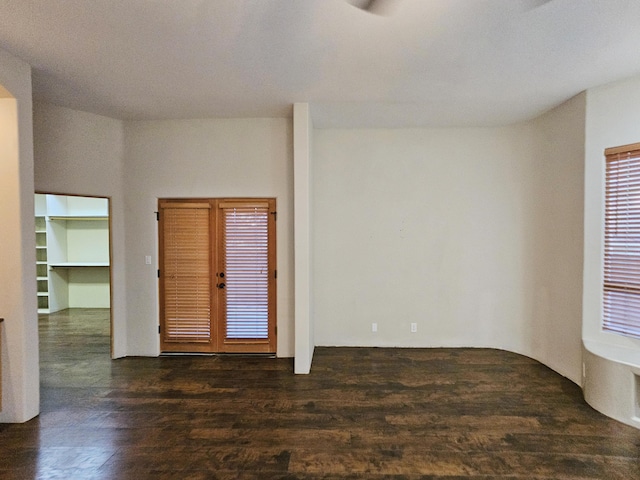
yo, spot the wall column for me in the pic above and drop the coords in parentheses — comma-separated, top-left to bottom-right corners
(0, 50, 39, 422)
(293, 103, 314, 373)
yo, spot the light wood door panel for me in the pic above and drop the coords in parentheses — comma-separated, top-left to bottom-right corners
(216, 201, 276, 353)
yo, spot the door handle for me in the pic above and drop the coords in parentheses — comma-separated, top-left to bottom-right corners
(217, 282, 225, 289)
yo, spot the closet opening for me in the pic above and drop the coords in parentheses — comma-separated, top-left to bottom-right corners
(34, 193, 112, 356)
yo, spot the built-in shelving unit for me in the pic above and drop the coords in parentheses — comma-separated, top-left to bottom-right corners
(36, 215, 49, 313)
(35, 194, 110, 313)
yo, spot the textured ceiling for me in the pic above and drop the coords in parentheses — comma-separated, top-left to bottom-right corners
(0, 0, 639, 127)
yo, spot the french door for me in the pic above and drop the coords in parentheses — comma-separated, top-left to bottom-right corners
(158, 198, 276, 353)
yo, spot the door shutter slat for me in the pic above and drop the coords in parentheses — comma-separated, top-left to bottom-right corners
(222, 206, 270, 340)
(162, 206, 211, 344)
(603, 146, 640, 339)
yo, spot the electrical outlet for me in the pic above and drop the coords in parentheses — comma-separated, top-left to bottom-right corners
(410, 322, 417, 333)
(372, 323, 377, 333)
(145, 255, 152, 265)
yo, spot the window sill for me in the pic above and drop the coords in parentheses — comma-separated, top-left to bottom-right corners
(583, 339, 640, 372)
(582, 339, 640, 430)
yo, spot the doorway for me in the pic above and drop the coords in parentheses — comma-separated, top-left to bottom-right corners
(34, 193, 112, 355)
(158, 198, 277, 354)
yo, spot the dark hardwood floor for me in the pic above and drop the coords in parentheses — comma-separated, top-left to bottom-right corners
(0, 308, 639, 479)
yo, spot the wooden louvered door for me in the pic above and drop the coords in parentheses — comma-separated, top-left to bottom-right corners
(159, 200, 214, 352)
(159, 198, 276, 354)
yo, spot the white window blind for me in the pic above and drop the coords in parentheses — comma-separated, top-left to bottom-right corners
(603, 143, 640, 339)
(222, 205, 269, 339)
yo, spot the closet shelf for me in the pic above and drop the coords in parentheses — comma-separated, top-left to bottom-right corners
(49, 262, 109, 268)
(48, 216, 108, 221)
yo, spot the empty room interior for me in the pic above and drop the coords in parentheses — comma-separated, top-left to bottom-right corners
(1, 0, 640, 478)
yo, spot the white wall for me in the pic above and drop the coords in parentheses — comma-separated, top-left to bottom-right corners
(528, 93, 585, 382)
(33, 103, 126, 357)
(68, 268, 110, 308)
(0, 47, 38, 422)
(123, 118, 294, 357)
(313, 126, 536, 349)
(312, 100, 585, 383)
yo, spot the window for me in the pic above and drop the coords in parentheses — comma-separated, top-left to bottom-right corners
(603, 143, 640, 339)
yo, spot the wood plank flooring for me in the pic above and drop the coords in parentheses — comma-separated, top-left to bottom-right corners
(0, 308, 639, 479)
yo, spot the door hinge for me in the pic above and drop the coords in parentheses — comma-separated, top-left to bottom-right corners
(158, 325, 161, 334)
(270, 211, 277, 221)
(155, 211, 159, 221)
(274, 270, 277, 279)
(157, 269, 160, 278)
